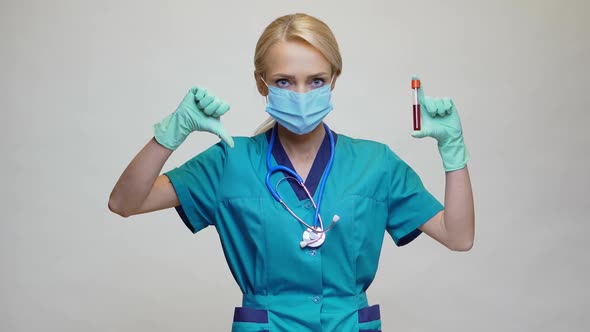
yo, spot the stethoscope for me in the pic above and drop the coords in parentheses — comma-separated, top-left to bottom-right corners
(265, 123, 340, 248)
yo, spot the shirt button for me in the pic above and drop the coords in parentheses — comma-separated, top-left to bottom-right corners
(308, 249, 317, 256)
(304, 201, 312, 209)
(312, 296, 321, 303)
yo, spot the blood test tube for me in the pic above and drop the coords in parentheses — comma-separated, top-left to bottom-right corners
(412, 79, 421, 131)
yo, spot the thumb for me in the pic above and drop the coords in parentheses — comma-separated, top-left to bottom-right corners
(216, 124, 235, 148)
(411, 128, 430, 139)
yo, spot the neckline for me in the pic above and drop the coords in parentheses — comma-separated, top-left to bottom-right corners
(265, 125, 338, 201)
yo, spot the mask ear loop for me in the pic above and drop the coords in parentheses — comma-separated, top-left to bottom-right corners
(327, 75, 335, 102)
(260, 75, 270, 102)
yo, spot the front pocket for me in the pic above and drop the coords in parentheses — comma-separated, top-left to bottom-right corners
(358, 304, 381, 331)
(231, 307, 270, 332)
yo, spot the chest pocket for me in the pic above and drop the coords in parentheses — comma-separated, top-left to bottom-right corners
(322, 194, 388, 281)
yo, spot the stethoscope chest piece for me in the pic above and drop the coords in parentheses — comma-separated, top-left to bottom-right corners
(301, 227, 325, 248)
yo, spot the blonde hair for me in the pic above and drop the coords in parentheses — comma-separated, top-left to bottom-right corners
(253, 13, 343, 135)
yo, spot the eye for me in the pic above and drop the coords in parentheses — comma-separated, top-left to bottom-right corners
(275, 79, 290, 88)
(311, 78, 326, 88)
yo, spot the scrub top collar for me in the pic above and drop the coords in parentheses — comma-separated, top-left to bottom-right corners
(265, 125, 338, 201)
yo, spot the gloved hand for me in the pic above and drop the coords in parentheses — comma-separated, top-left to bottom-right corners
(153, 86, 234, 150)
(411, 75, 469, 172)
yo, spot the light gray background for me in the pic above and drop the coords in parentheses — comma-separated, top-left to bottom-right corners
(2, 0, 588, 331)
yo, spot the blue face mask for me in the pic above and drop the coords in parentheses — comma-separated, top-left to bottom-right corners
(261, 77, 334, 135)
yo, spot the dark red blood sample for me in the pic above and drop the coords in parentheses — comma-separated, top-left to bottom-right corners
(413, 104, 421, 131)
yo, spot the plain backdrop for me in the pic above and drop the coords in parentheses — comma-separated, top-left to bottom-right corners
(1, 0, 589, 331)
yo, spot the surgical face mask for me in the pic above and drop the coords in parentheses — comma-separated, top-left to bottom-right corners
(261, 77, 334, 135)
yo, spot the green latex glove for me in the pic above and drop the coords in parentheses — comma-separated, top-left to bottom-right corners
(411, 75, 469, 172)
(153, 86, 234, 150)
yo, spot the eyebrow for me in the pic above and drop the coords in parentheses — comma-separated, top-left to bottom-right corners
(272, 72, 330, 79)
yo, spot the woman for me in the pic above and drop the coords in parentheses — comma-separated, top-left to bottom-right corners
(109, 13, 474, 332)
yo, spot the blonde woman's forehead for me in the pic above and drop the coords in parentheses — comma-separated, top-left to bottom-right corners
(264, 40, 332, 77)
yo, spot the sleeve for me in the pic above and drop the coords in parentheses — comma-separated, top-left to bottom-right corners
(385, 147, 444, 246)
(163, 142, 226, 234)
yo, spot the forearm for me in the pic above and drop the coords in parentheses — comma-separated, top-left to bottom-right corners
(108, 137, 173, 216)
(442, 165, 475, 250)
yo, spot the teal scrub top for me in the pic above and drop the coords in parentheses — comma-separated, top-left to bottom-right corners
(164, 129, 443, 332)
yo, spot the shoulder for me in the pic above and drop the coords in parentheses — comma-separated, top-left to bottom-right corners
(225, 134, 267, 156)
(179, 134, 265, 167)
(334, 133, 412, 183)
(230, 134, 266, 149)
(336, 133, 401, 161)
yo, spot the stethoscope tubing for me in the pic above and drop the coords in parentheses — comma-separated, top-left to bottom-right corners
(265, 123, 335, 230)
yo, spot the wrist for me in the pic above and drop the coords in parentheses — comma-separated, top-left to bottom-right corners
(438, 134, 469, 172)
(153, 112, 189, 151)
